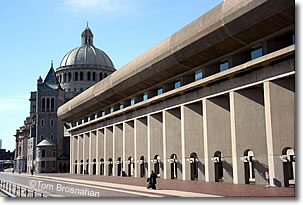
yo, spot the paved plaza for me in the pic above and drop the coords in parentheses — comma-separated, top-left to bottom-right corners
(0, 172, 295, 197)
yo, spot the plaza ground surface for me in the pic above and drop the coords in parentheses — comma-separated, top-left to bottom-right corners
(0, 172, 295, 198)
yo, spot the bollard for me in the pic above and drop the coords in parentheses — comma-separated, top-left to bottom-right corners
(33, 191, 35, 197)
(25, 188, 28, 197)
(19, 186, 22, 197)
(7, 182, 9, 192)
(4, 182, 6, 190)
(11, 183, 13, 193)
(15, 185, 18, 195)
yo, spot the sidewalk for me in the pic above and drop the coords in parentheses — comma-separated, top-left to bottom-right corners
(40, 173, 295, 197)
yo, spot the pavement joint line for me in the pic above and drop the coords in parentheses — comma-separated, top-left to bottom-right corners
(0, 178, 63, 197)
(29, 174, 221, 197)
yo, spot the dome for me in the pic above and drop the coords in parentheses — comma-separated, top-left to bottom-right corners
(37, 139, 56, 147)
(60, 45, 114, 68)
(59, 24, 115, 69)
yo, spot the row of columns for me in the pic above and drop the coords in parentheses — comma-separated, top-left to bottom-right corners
(70, 77, 295, 187)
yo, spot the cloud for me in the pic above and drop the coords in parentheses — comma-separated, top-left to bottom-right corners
(64, 0, 134, 15)
(0, 96, 28, 111)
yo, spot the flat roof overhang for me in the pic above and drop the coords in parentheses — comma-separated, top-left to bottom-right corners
(58, 0, 295, 122)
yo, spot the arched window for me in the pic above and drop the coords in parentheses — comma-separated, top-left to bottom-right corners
(99, 73, 103, 81)
(170, 154, 178, 179)
(93, 72, 96, 81)
(80, 72, 84, 81)
(117, 157, 122, 176)
(64, 73, 67, 82)
(75, 72, 78, 81)
(87, 72, 91, 81)
(104, 73, 108, 78)
(93, 159, 96, 175)
(108, 158, 113, 176)
(243, 149, 255, 184)
(75, 160, 78, 174)
(42, 98, 45, 112)
(86, 159, 89, 174)
(153, 155, 161, 176)
(189, 153, 198, 180)
(68, 72, 72, 82)
(51, 98, 55, 112)
(100, 159, 104, 175)
(213, 151, 224, 182)
(139, 156, 145, 177)
(46, 98, 50, 112)
(80, 160, 84, 174)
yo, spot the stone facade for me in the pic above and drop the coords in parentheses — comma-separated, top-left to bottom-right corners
(58, 0, 295, 187)
(14, 25, 115, 174)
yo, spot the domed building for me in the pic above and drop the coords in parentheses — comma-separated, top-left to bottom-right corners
(14, 25, 116, 174)
(56, 24, 116, 100)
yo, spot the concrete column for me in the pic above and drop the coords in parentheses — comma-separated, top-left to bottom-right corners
(89, 132, 92, 175)
(264, 81, 276, 187)
(114, 124, 123, 176)
(135, 117, 147, 178)
(229, 91, 239, 184)
(70, 136, 74, 174)
(82, 134, 86, 175)
(163, 108, 182, 180)
(183, 101, 204, 181)
(96, 130, 100, 175)
(180, 105, 186, 180)
(264, 78, 295, 187)
(149, 113, 164, 178)
(162, 110, 167, 179)
(202, 99, 209, 182)
(113, 126, 115, 176)
(231, 88, 268, 185)
(147, 115, 151, 176)
(124, 121, 135, 176)
(134, 119, 138, 177)
(104, 128, 107, 176)
(123, 122, 126, 173)
(77, 136, 80, 174)
(204, 95, 233, 183)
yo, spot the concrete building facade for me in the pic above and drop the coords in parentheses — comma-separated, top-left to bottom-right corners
(58, 0, 295, 187)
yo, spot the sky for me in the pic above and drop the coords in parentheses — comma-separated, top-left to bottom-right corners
(0, 0, 223, 151)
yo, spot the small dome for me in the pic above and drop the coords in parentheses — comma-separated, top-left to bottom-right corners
(60, 45, 114, 68)
(37, 139, 56, 147)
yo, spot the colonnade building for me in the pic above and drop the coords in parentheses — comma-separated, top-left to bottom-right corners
(58, 0, 295, 187)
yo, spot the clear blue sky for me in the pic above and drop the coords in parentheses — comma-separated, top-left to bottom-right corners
(0, 0, 222, 151)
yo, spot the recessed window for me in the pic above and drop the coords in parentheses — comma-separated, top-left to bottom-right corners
(53, 149, 56, 157)
(42, 150, 46, 158)
(174, 80, 181, 89)
(143, 92, 148, 101)
(81, 119, 84, 124)
(88, 117, 91, 121)
(50, 119, 54, 127)
(110, 107, 114, 113)
(41, 135, 44, 140)
(251, 46, 263, 60)
(131, 98, 135, 105)
(74, 88, 77, 92)
(102, 111, 105, 117)
(220, 59, 229, 72)
(41, 119, 44, 127)
(68, 88, 71, 92)
(157, 88, 163, 95)
(42, 161, 45, 168)
(50, 134, 54, 140)
(120, 103, 124, 110)
(195, 69, 203, 81)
